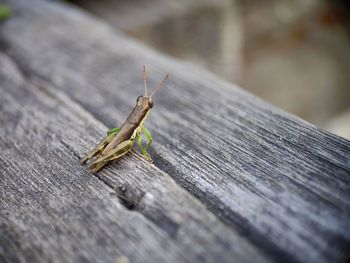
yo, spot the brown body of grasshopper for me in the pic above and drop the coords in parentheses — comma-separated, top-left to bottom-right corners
(80, 66, 169, 173)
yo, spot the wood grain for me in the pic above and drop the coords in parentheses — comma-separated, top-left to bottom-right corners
(0, 0, 349, 262)
(0, 53, 266, 263)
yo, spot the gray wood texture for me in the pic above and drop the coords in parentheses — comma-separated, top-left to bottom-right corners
(0, 0, 349, 262)
(0, 53, 265, 263)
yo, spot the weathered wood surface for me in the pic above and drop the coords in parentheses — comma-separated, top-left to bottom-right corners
(0, 0, 349, 262)
(0, 53, 266, 263)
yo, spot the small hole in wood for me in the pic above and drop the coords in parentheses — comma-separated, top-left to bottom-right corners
(115, 183, 144, 211)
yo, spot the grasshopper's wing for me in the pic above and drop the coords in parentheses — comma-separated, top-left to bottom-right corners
(80, 133, 117, 164)
(89, 139, 133, 173)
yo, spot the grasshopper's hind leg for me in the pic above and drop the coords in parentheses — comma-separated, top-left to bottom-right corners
(89, 139, 134, 173)
(80, 127, 120, 164)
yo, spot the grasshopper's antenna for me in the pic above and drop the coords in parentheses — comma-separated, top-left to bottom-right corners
(150, 74, 169, 98)
(143, 65, 148, 96)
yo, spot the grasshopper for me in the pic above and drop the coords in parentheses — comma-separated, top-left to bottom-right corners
(80, 66, 169, 173)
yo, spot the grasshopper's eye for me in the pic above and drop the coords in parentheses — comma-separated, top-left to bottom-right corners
(149, 99, 153, 108)
(136, 96, 142, 102)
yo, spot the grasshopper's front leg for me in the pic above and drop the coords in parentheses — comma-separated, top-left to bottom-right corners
(80, 127, 120, 164)
(136, 127, 153, 162)
(89, 139, 134, 173)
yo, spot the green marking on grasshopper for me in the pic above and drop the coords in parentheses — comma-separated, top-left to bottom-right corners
(81, 66, 169, 173)
(107, 127, 120, 136)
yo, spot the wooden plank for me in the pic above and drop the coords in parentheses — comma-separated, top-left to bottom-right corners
(1, 0, 350, 262)
(0, 53, 267, 262)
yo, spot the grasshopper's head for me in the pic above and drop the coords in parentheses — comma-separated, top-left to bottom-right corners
(136, 96, 153, 110)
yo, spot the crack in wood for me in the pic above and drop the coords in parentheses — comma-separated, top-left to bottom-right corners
(114, 183, 180, 238)
(59, 139, 81, 161)
(114, 183, 144, 211)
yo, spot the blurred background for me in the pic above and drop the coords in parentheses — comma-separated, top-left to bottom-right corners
(68, 0, 350, 139)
